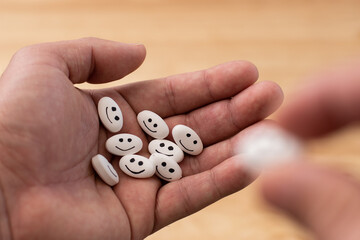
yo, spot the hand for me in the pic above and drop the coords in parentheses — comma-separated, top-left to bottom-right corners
(0, 38, 283, 240)
(261, 61, 360, 240)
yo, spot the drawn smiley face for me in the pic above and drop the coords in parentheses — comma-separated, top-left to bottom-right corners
(119, 155, 155, 178)
(137, 110, 169, 139)
(172, 124, 203, 155)
(150, 153, 182, 182)
(106, 133, 143, 156)
(98, 97, 123, 133)
(148, 139, 184, 163)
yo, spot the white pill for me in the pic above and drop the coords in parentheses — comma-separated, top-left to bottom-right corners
(106, 133, 143, 156)
(235, 125, 303, 174)
(119, 155, 155, 178)
(137, 110, 169, 139)
(148, 139, 184, 163)
(150, 153, 182, 182)
(98, 97, 123, 133)
(91, 154, 119, 186)
(172, 124, 203, 155)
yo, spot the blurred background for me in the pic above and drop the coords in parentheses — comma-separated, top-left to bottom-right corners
(1, 0, 360, 239)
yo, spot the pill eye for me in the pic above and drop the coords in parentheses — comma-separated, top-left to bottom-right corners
(138, 161, 143, 166)
(168, 146, 174, 151)
(112, 107, 117, 111)
(119, 138, 123, 142)
(148, 118, 152, 122)
(153, 124, 158, 128)
(160, 143, 165, 147)
(114, 116, 120, 121)
(161, 162, 167, 167)
(169, 168, 175, 173)
(193, 140, 198, 144)
(127, 138, 132, 142)
(186, 133, 191, 137)
(130, 158, 135, 163)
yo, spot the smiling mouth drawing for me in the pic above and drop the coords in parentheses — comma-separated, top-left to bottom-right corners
(107, 165, 118, 178)
(155, 149, 173, 157)
(179, 140, 194, 152)
(156, 166, 172, 180)
(116, 146, 135, 151)
(143, 121, 157, 133)
(105, 107, 113, 124)
(125, 165, 145, 174)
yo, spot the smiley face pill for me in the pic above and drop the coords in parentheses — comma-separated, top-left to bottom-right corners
(119, 155, 155, 178)
(137, 110, 169, 139)
(148, 139, 184, 163)
(106, 133, 143, 156)
(172, 124, 203, 155)
(91, 154, 119, 186)
(98, 97, 123, 133)
(150, 153, 182, 182)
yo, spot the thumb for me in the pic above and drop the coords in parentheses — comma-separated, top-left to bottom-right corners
(4, 37, 146, 84)
(261, 162, 360, 240)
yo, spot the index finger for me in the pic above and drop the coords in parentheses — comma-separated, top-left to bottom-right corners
(117, 61, 258, 117)
(1, 38, 146, 85)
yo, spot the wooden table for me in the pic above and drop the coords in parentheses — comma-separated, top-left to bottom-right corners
(1, 0, 360, 239)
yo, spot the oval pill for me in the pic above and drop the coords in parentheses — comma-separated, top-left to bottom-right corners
(150, 153, 182, 182)
(98, 97, 123, 133)
(148, 139, 184, 163)
(236, 125, 303, 174)
(137, 110, 169, 139)
(106, 133, 143, 156)
(172, 124, 203, 155)
(119, 154, 155, 178)
(91, 154, 119, 186)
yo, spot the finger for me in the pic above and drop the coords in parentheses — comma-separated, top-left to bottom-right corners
(166, 81, 283, 146)
(277, 60, 360, 138)
(5, 37, 146, 84)
(153, 155, 253, 232)
(261, 163, 360, 240)
(118, 61, 259, 117)
(113, 171, 160, 240)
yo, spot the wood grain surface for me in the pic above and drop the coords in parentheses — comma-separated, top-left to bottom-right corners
(1, 0, 360, 239)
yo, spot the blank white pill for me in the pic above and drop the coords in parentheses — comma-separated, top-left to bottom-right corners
(91, 154, 119, 186)
(137, 110, 169, 139)
(119, 155, 155, 178)
(98, 97, 123, 133)
(150, 153, 182, 182)
(106, 133, 143, 156)
(172, 124, 203, 155)
(148, 139, 184, 163)
(235, 125, 303, 174)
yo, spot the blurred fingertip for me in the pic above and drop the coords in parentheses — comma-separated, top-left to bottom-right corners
(260, 161, 314, 209)
(234, 60, 259, 79)
(137, 43, 147, 61)
(262, 80, 284, 112)
(214, 60, 259, 85)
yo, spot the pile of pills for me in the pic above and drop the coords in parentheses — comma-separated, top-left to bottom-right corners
(91, 97, 203, 186)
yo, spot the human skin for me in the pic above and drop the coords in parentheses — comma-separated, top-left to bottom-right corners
(262, 60, 360, 240)
(0, 38, 283, 240)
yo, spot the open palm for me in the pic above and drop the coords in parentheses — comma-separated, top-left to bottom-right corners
(0, 38, 283, 240)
